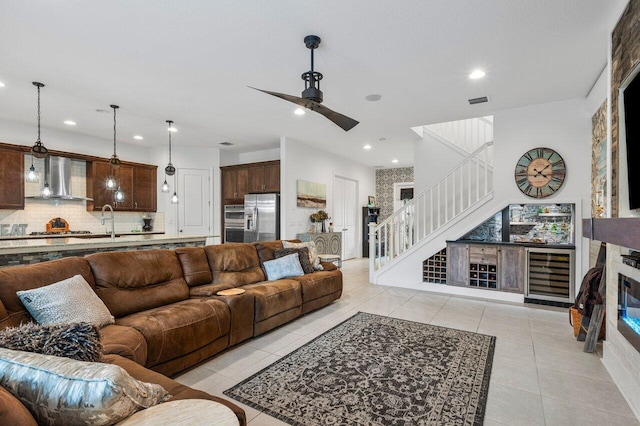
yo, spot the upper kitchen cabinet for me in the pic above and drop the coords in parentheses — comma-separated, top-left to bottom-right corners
(86, 161, 156, 212)
(0, 146, 25, 210)
(221, 167, 249, 203)
(222, 160, 280, 203)
(248, 161, 280, 193)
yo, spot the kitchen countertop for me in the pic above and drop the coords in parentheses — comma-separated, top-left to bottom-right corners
(0, 234, 209, 254)
(447, 240, 575, 249)
(0, 231, 166, 241)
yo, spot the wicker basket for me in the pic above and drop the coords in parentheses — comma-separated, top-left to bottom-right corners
(569, 307, 605, 339)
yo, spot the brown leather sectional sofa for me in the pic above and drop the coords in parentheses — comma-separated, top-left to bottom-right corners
(0, 240, 343, 425)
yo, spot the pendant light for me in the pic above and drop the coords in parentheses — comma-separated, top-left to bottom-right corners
(31, 82, 49, 158)
(108, 105, 124, 202)
(25, 154, 39, 183)
(165, 120, 178, 204)
(161, 174, 170, 193)
(105, 104, 118, 190)
(41, 155, 51, 197)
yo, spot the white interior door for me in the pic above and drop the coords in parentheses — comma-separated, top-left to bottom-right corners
(178, 168, 211, 236)
(334, 176, 358, 260)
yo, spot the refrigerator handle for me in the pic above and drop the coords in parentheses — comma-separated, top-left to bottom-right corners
(254, 207, 259, 234)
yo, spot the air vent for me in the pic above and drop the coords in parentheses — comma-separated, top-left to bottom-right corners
(468, 96, 489, 105)
(219, 141, 233, 146)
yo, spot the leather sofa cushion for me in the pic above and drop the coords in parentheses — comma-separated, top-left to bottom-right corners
(242, 280, 302, 322)
(99, 324, 148, 366)
(116, 298, 230, 368)
(104, 354, 247, 426)
(0, 384, 37, 426)
(86, 250, 189, 318)
(0, 257, 95, 328)
(253, 240, 285, 264)
(175, 247, 213, 287)
(290, 269, 343, 303)
(205, 244, 265, 286)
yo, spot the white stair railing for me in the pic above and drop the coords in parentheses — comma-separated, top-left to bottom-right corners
(370, 142, 493, 272)
(425, 116, 493, 154)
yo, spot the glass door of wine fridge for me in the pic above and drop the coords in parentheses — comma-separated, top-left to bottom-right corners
(525, 248, 575, 303)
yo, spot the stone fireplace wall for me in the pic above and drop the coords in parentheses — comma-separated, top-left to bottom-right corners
(603, 0, 640, 418)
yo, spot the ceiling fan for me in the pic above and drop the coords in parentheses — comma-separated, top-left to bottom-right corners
(250, 35, 359, 132)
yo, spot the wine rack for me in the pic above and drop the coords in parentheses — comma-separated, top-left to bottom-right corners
(423, 248, 447, 284)
(469, 262, 497, 289)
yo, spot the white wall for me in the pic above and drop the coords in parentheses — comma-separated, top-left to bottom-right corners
(413, 131, 468, 194)
(280, 137, 375, 255)
(220, 147, 280, 166)
(378, 98, 592, 293)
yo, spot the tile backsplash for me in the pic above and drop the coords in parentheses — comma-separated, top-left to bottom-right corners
(0, 157, 164, 236)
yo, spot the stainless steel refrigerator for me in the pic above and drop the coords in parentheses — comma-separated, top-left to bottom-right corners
(244, 193, 280, 242)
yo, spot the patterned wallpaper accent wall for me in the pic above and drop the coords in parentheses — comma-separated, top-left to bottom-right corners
(375, 167, 414, 221)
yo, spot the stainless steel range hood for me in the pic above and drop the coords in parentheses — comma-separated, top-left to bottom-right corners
(26, 156, 93, 201)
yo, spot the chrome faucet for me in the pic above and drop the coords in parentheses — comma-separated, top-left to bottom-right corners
(101, 204, 115, 241)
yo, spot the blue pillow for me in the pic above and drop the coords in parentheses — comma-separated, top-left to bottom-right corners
(263, 253, 304, 281)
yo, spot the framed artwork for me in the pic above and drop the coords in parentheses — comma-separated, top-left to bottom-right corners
(368, 196, 376, 206)
(297, 180, 326, 208)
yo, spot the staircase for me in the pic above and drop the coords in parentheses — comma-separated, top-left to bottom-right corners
(370, 117, 494, 282)
(417, 116, 493, 155)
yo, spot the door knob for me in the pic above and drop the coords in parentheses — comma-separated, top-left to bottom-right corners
(180, 229, 183, 233)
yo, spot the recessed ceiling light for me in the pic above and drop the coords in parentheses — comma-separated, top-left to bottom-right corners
(392, 159, 399, 164)
(0, 82, 5, 88)
(469, 69, 486, 79)
(294, 108, 305, 115)
(363, 144, 372, 150)
(63, 120, 76, 126)
(133, 135, 144, 140)
(365, 94, 382, 102)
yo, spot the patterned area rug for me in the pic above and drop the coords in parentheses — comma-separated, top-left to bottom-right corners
(224, 312, 495, 425)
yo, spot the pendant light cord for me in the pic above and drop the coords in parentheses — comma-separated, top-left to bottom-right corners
(36, 85, 41, 143)
(167, 120, 173, 163)
(113, 106, 117, 156)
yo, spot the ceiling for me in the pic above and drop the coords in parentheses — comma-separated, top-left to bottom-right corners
(0, 1, 628, 168)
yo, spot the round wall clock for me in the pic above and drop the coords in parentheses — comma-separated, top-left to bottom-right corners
(514, 147, 566, 198)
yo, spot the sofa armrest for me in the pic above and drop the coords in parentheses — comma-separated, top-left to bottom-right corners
(103, 354, 246, 426)
(320, 261, 337, 271)
(99, 324, 148, 366)
(0, 385, 37, 426)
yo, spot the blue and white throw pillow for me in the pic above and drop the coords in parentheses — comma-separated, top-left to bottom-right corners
(263, 253, 305, 281)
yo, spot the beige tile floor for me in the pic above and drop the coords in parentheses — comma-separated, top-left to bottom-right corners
(175, 258, 640, 425)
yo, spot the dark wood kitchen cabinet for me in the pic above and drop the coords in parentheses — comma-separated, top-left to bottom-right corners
(87, 161, 156, 212)
(0, 146, 25, 210)
(221, 160, 279, 203)
(221, 167, 249, 202)
(248, 161, 280, 193)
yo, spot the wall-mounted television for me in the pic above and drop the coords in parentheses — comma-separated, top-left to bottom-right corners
(622, 63, 640, 210)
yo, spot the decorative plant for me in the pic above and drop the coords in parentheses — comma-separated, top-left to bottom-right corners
(310, 210, 330, 222)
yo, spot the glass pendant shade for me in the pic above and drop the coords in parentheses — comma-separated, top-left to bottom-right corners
(161, 179, 170, 193)
(26, 155, 39, 183)
(31, 82, 49, 159)
(114, 186, 125, 202)
(171, 192, 179, 204)
(41, 182, 52, 197)
(106, 175, 116, 190)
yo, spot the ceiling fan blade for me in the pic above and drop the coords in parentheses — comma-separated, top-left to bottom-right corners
(249, 87, 359, 131)
(307, 102, 359, 132)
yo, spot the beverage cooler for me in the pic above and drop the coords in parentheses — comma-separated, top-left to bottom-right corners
(525, 248, 574, 304)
